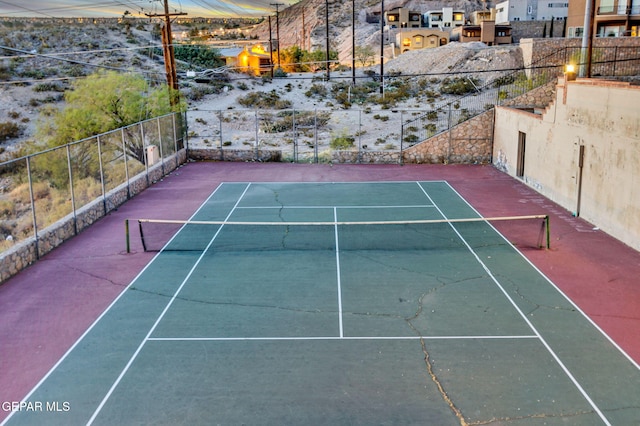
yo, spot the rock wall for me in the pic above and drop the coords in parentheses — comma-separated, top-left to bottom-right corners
(0, 150, 187, 284)
(402, 110, 495, 164)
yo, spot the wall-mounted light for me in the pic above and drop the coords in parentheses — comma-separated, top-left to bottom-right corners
(564, 64, 576, 81)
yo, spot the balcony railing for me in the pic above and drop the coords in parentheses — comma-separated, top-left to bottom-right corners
(599, 4, 640, 15)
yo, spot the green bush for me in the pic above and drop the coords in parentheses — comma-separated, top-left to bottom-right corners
(440, 77, 479, 95)
(403, 134, 419, 144)
(173, 45, 224, 69)
(237, 90, 292, 109)
(305, 83, 327, 98)
(330, 133, 355, 149)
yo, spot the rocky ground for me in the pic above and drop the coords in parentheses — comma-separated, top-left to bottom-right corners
(0, 17, 523, 157)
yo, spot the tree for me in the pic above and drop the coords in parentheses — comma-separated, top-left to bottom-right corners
(42, 71, 177, 143)
(173, 45, 224, 69)
(34, 71, 182, 186)
(301, 49, 338, 73)
(280, 46, 305, 72)
(355, 45, 376, 67)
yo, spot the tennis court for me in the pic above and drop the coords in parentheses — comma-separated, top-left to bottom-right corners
(4, 180, 639, 425)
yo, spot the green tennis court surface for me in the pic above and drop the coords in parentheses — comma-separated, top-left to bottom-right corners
(5, 182, 639, 425)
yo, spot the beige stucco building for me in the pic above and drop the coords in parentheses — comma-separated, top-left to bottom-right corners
(492, 77, 640, 250)
(394, 29, 449, 53)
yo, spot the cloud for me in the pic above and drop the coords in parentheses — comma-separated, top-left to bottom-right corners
(0, 0, 295, 18)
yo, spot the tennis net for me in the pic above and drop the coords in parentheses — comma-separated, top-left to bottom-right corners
(125, 215, 550, 253)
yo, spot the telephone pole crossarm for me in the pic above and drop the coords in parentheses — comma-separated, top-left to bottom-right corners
(146, 1, 187, 104)
(270, 3, 284, 68)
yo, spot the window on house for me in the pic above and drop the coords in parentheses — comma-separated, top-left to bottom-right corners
(568, 27, 584, 37)
(598, 0, 614, 13)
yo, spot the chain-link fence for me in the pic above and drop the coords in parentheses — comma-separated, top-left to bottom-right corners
(188, 107, 415, 163)
(0, 113, 186, 255)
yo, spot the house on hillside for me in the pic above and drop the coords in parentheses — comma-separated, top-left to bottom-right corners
(567, 0, 640, 37)
(494, 0, 568, 22)
(395, 29, 449, 53)
(224, 45, 272, 75)
(384, 7, 423, 28)
(451, 10, 513, 45)
(218, 47, 244, 68)
(423, 8, 465, 29)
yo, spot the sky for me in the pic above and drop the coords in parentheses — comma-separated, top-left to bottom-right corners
(0, 0, 296, 19)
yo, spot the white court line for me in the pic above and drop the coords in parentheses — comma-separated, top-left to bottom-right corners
(236, 205, 436, 209)
(0, 182, 231, 426)
(334, 207, 344, 338)
(147, 335, 539, 342)
(86, 183, 253, 426)
(416, 181, 612, 426)
(443, 181, 640, 372)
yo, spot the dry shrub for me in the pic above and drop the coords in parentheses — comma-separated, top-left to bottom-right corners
(9, 181, 50, 204)
(0, 199, 15, 217)
(72, 177, 102, 207)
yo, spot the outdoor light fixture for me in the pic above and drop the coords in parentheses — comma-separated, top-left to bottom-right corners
(564, 64, 577, 81)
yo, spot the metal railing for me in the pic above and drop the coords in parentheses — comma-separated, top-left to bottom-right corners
(0, 112, 186, 253)
(402, 45, 640, 150)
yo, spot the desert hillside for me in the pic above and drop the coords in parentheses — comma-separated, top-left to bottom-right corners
(0, 17, 522, 156)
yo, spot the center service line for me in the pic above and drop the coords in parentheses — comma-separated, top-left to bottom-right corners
(334, 207, 344, 338)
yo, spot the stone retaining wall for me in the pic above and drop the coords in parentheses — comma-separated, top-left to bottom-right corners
(501, 80, 558, 108)
(0, 150, 187, 284)
(402, 110, 495, 164)
(520, 37, 640, 79)
(188, 148, 282, 162)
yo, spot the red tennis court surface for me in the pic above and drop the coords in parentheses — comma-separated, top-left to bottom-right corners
(1, 162, 638, 422)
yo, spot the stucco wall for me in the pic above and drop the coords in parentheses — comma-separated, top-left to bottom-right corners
(493, 77, 640, 251)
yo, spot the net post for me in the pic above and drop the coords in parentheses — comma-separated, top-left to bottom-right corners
(138, 220, 148, 252)
(545, 215, 550, 249)
(125, 219, 130, 253)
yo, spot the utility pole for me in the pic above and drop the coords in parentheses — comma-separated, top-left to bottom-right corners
(579, 0, 596, 77)
(325, 0, 330, 80)
(270, 3, 284, 69)
(268, 16, 274, 78)
(379, 0, 384, 94)
(352, 0, 356, 84)
(146, 0, 187, 105)
(302, 8, 306, 50)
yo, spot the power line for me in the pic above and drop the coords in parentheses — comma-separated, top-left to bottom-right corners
(0, 0, 151, 17)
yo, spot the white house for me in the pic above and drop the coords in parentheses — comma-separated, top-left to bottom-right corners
(495, 0, 568, 22)
(423, 8, 465, 30)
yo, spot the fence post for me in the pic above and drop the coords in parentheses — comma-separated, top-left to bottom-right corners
(357, 109, 362, 164)
(447, 104, 453, 163)
(140, 123, 149, 186)
(156, 117, 165, 177)
(26, 156, 39, 259)
(97, 135, 107, 215)
(66, 144, 78, 235)
(218, 110, 223, 161)
(254, 110, 259, 161)
(122, 128, 131, 199)
(399, 110, 404, 165)
(172, 113, 179, 168)
(314, 109, 318, 164)
(293, 108, 298, 163)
